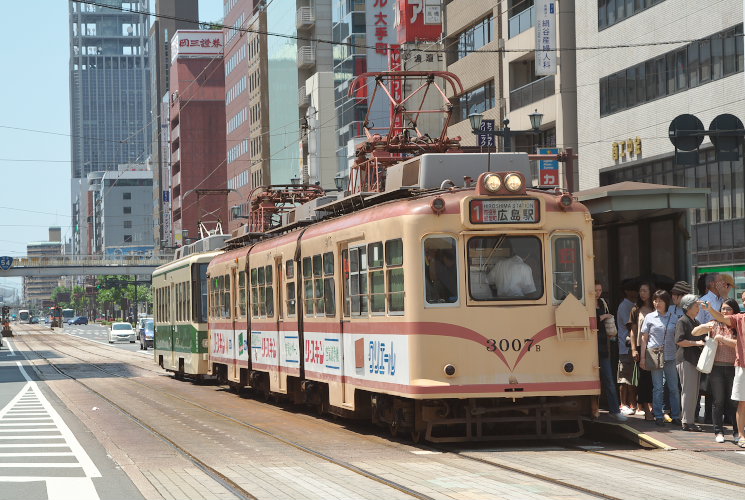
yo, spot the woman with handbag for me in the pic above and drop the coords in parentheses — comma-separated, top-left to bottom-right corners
(640, 290, 681, 426)
(595, 282, 626, 421)
(692, 299, 740, 442)
(675, 294, 706, 431)
(629, 282, 655, 419)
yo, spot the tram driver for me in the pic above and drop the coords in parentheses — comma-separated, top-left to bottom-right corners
(487, 246, 537, 298)
(425, 241, 458, 303)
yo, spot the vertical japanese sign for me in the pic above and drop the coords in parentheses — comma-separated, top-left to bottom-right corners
(535, 0, 557, 76)
(478, 119, 495, 148)
(538, 147, 560, 187)
(367, 0, 397, 130)
(388, 44, 403, 135)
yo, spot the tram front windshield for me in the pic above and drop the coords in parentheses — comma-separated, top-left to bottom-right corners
(467, 236, 543, 301)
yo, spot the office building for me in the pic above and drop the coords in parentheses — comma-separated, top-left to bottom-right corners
(24, 228, 63, 308)
(443, 0, 577, 186)
(169, 30, 228, 244)
(148, 0, 199, 250)
(575, 0, 745, 291)
(69, 0, 152, 254)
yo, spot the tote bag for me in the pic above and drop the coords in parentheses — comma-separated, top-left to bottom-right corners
(696, 336, 718, 374)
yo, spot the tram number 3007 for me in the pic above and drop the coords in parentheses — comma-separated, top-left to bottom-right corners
(485, 338, 540, 352)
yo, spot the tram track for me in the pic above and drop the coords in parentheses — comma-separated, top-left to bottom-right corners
(11, 330, 745, 500)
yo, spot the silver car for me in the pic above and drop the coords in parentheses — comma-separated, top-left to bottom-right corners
(108, 322, 135, 343)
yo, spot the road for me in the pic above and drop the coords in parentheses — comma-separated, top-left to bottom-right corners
(1, 324, 745, 500)
(60, 324, 151, 356)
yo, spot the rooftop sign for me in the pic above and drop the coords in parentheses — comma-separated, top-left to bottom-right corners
(171, 30, 224, 62)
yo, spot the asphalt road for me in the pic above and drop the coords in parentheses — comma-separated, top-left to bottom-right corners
(60, 324, 152, 356)
(0, 336, 145, 500)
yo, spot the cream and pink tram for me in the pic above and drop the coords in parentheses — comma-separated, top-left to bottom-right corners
(206, 153, 600, 442)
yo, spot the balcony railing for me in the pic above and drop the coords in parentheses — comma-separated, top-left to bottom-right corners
(297, 44, 316, 69)
(508, 5, 535, 39)
(171, 147, 180, 164)
(296, 6, 315, 29)
(298, 85, 310, 108)
(509, 75, 555, 111)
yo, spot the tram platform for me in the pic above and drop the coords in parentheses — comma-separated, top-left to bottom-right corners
(585, 411, 743, 451)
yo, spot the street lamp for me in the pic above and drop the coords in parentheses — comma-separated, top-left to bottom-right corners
(469, 109, 544, 153)
(334, 173, 346, 192)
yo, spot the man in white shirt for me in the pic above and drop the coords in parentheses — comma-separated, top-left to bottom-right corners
(487, 255, 536, 297)
(697, 273, 733, 324)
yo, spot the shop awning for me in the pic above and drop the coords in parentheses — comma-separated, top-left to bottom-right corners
(574, 181, 709, 225)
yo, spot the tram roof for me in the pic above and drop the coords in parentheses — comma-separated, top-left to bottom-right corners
(574, 181, 708, 225)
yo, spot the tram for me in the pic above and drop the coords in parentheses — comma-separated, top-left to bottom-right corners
(152, 235, 228, 378)
(18, 309, 30, 323)
(153, 72, 599, 442)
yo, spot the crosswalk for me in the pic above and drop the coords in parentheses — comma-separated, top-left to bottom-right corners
(0, 361, 101, 499)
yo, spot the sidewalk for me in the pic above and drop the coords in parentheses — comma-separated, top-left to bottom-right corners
(587, 410, 743, 451)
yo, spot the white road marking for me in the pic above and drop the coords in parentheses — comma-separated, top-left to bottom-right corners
(5, 340, 15, 356)
(0, 362, 102, 499)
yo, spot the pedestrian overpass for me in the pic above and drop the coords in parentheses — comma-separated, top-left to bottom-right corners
(0, 254, 173, 277)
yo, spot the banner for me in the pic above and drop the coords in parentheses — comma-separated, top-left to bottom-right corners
(535, 0, 557, 76)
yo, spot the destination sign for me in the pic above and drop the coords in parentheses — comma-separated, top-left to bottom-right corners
(469, 199, 539, 224)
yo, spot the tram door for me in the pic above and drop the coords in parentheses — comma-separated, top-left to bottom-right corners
(275, 257, 287, 392)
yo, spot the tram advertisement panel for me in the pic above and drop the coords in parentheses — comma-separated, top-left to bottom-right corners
(345, 334, 410, 386)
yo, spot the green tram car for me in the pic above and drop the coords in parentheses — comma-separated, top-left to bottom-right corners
(152, 235, 228, 378)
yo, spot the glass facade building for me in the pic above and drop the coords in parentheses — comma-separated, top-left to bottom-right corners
(267, 0, 301, 185)
(69, 1, 152, 179)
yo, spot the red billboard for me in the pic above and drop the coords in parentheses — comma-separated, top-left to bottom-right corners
(395, 0, 442, 44)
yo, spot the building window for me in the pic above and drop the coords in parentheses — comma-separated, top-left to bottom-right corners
(123, 192, 131, 200)
(599, 24, 743, 117)
(455, 81, 495, 122)
(456, 16, 493, 60)
(124, 235, 132, 243)
(599, 0, 666, 31)
(123, 220, 132, 229)
(123, 206, 131, 214)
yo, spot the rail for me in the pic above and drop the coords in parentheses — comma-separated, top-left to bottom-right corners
(508, 5, 535, 39)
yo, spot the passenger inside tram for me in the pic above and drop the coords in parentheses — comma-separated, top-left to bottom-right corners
(468, 236, 542, 301)
(424, 239, 458, 303)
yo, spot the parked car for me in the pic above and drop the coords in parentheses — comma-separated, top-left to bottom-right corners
(29, 317, 39, 324)
(108, 322, 135, 343)
(43, 317, 51, 325)
(70, 316, 88, 325)
(140, 319, 154, 350)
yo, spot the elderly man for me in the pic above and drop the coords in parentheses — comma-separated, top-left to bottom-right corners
(697, 273, 734, 324)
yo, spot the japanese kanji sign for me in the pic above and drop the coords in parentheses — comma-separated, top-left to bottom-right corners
(535, 0, 557, 76)
(171, 30, 224, 61)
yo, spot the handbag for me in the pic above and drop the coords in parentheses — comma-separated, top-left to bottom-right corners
(646, 346, 665, 370)
(600, 298, 617, 338)
(696, 336, 718, 374)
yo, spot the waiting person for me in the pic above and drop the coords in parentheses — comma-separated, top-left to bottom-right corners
(629, 282, 655, 419)
(640, 290, 681, 426)
(693, 299, 740, 443)
(617, 280, 638, 415)
(699, 301, 745, 448)
(676, 294, 705, 431)
(697, 273, 732, 324)
(661, 281, 690, 422)
(596, 282, 627, 422)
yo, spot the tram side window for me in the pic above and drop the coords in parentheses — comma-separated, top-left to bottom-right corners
(250, 266, 273, 318)
(369, 243, 385, 313)
(313, 255, 323, 314)
(323, 252, 335, 317)
(176, 283, 181, 321)
(193, 263, 208, 323)
(349, 246, 369, 316)
(552, 235, 584, 302)
(285, 260, 296, 316)
(467, 236, 542, 301)
(424, 237, 459, 304)
(237, 271, 247, 318)
(386, 239, 405, 313)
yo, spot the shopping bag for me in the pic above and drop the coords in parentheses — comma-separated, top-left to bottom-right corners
(696, 336, 718, 374)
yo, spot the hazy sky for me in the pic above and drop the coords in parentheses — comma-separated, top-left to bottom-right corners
(0, 0, 222, 291)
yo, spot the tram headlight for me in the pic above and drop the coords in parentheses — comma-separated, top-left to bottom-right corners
(503, 173, 523, 192)
(483, 174, 502, 193)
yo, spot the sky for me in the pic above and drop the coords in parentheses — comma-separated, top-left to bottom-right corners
(0, 0, 222, 292)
